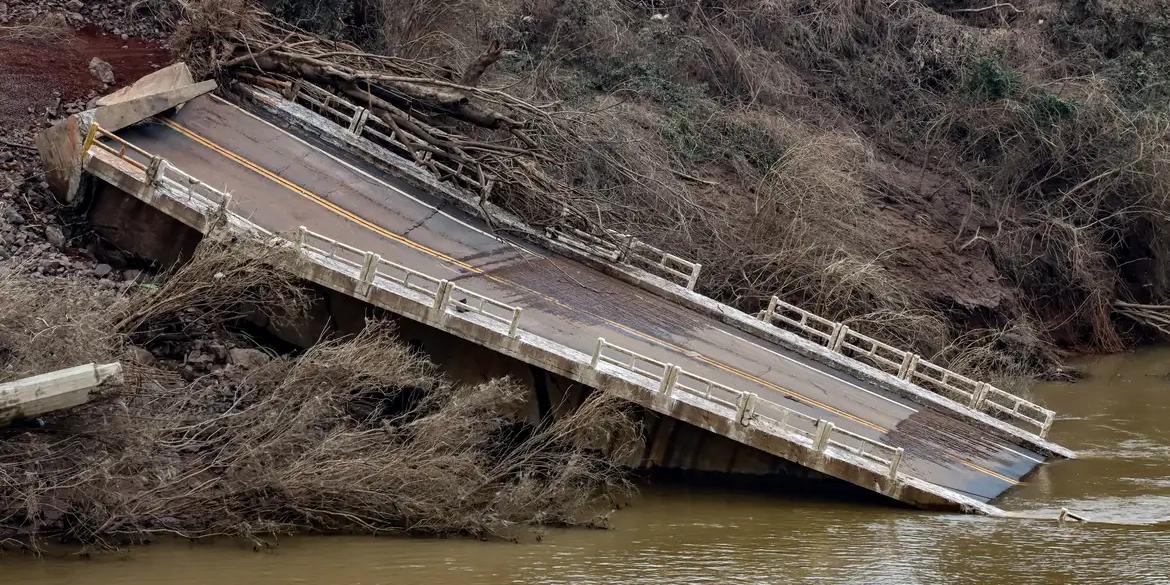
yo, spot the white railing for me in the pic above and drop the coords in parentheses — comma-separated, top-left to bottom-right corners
(620, 236, 702, 291)
(289, 225, 524, 338)
(81, 122, 915, 489)
(287, 79, 488, 195)
(758, 295, 1056, 438)
(85, 123, 233, 210)
(589, 338, 905, 480)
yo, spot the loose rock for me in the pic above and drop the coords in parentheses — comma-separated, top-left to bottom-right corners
(126, 345, 155, 366)
(45, 226, 66, 248)
(228, 348, 271, 368)
(88, 57, 115, 85)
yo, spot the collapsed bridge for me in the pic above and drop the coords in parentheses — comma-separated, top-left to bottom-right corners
(38, 64, 1074, 513)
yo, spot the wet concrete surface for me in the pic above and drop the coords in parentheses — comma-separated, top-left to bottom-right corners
(111, 94, 1047, 502)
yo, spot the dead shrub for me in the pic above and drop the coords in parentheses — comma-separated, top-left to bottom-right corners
(0, 322, 638, 550)
(0, 260, 121, 382)
(0, 232, 638, 551)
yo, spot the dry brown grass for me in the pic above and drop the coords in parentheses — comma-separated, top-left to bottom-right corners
(0, 232, 638, 551)
(214, 0, 1170, 370)
(0, 15, 71, 41)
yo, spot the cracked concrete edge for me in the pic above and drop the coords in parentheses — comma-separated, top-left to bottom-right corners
(233, 83, 1073, 460)
(79, 149, 992, 513)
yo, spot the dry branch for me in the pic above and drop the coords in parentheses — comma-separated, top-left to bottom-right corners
(172, 2, 656, 237)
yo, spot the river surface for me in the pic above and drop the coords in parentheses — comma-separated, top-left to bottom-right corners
(4, 348, 1169, 584)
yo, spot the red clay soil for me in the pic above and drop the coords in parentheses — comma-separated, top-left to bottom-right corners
(0, 26, 171, 129)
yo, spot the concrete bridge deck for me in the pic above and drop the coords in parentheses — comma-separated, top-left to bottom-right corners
(48, 80, 1073, 512)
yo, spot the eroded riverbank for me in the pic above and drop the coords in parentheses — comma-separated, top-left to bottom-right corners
(4, 347, 1170, 584)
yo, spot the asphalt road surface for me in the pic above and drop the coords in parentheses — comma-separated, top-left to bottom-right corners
(113, 94, 1050, 503)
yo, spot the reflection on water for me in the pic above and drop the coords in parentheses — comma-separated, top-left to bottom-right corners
(5, 348, 1170, 584)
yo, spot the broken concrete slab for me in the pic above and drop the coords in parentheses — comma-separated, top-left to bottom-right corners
(97, 62, 195, 107)
(93, 79, 217, 133)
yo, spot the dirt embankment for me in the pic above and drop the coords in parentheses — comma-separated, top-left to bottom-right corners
(0, 3, 171, 288)
(0, 26, 169, 128)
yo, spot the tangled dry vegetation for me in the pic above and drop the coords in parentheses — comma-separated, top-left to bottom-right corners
(0, 236, 638, 552)
(167, 0, 1170, 386)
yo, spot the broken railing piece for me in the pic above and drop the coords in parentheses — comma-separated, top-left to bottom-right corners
(0, 362, 123, 426)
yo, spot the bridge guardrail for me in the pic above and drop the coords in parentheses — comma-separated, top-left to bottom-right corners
(291, 225, 524, 338)
(289, 79, 488, 196)
(85, 123, 234, 210)
(589, 338, 904, 480)
(758, 295, 1055, 438)
(81, 122, 913, 488)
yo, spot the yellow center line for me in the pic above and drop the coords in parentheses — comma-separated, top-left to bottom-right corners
(156, 117, 1019, 487)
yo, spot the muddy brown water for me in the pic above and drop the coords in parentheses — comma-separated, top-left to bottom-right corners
(4, 348, 1170, 584)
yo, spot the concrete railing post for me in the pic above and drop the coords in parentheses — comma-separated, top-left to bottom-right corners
(144, 155, 167, 184)
(898, 353, 920, 380)
(143, 155, 168, 200)
(658, 364, 679, 394)
(217, 192, 233, 216)
(433, 280, 453, 313)
(887, 447, 904, 481)
(686, 263, 702, 291)
(970, 382, 990, 409)
(763, 296, 779, 323)
(829, 324, 849, 352)
(508, 307, 522, 337)
(813, 420, 834, 453)
(287, 78, 303, 101)
(1040, 411, 1055, 438)
(80, 121, 99, 157)
(295, 225, 308, 251)
(185, 176, 200, 202)
(358, 251, 380, 295)
(591, 337, 606, 369)
(348, 107, 369, 135)
(735, 392, 757, 426)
